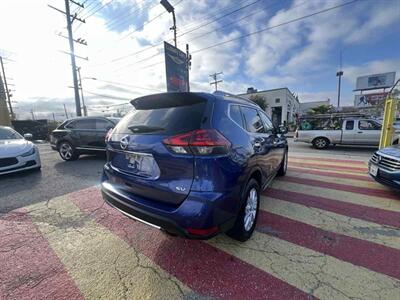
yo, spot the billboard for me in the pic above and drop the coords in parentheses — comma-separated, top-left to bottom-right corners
(164, 41, 189, 92)
(355, 72, 396, 91)
(354, 92, 388, 107)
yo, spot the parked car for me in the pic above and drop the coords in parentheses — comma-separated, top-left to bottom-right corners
(0, 126, 41, 175)
(369, 145, 400, 190)
(101, 92, 288, 242)
(295, 114, 400, 149)
(50, 117, 120, 161)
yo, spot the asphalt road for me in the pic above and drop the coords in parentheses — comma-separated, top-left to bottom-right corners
(0, 144, 106, 213)
(1, 139, 399, 300)
(0, 140, 377, 214)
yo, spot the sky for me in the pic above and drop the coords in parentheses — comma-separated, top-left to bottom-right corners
(0, 0, 399, 120)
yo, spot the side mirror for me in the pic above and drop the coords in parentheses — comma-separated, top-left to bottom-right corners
(278, 125, 288, 135)
(24, 133, 33, 140)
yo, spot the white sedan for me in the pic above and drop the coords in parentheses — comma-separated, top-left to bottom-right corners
(0, 126, 41, 175)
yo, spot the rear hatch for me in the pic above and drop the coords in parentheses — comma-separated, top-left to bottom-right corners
(107, 93, 210, 206)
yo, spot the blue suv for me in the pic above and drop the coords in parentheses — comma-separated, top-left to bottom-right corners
(101, 92, 288, 241)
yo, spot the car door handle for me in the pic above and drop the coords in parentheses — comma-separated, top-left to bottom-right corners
(357, 131, 363, 134)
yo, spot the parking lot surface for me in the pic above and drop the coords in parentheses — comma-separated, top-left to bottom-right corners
(1, 142, 399, 299)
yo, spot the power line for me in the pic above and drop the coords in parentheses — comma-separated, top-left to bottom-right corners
(104, 0, 153, 32)
(111, 0, 285, 71)
(112, 0, 360, 74)
(180, 0, 263, 39)
(176, 0, 251, 33)
(90, 78, 163, 92)
(83, 0, 114, 19)
(105, 0, 261, 65)
(191, 0, 360, 54)
(119, 0, 184, 41)
(82, 90, 133, 100)
(74, 0, 115, 32)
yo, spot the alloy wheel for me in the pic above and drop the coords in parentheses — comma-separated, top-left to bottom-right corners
(244, 188, 258, 231)
(60, 143, 73, 160)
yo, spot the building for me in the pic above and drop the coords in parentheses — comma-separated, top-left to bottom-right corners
(238, 87, 300, 126)
(299, 99, 331, 115)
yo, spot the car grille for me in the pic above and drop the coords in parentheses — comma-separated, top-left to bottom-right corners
(0, 157, 18, 168)
(371, 153, 400, 171)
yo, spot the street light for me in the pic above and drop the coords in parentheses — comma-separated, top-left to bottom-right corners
(336, 49, 344, 108)
(160, 0, 177, 47)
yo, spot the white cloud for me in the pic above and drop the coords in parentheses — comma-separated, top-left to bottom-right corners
(343, 59, 400, 84)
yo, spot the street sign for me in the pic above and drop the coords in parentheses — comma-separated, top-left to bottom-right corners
(164, 41, 189, 92)
(354, 92, 388, 107)
(355, 72, 396, 91)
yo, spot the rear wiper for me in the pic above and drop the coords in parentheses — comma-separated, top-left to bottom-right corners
(128, 125, 165, 133)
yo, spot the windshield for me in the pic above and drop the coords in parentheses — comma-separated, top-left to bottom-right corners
(0, 127, 23, 140)
(113, 97, 206, 135)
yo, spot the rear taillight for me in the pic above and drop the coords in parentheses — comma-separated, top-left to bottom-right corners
(163, 129, 231, 155)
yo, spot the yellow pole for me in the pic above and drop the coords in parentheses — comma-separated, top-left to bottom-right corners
(379, 97, 396, 149)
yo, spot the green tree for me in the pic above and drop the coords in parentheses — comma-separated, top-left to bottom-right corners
(307, 104, 333, 115)
(250, 95, 268, 111)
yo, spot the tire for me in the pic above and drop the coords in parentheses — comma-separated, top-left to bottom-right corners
(393, 139, 399, 145)
(58, 142, 79, 161)
(312, 137, 330, 149)
(277, 150, 288, 176)
(226, 179, 260, 242)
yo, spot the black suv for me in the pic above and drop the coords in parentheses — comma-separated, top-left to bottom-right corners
(50, 117, 120, 161)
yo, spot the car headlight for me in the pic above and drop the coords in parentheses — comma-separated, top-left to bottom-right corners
(21, 147, 36, 157)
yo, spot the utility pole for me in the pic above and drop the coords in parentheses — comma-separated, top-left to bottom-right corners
(209, 72, 223, 91)
(0, 72, 11, 126)
(336, 50, 343, 108)
(77, 67, 87, 116)
(63, 104, 69, 119)
(65, 0, 82, 116)
(49, 1, 86, 117)
(30, 109, 35, 120)
(52, 112, 56, 122)
(0, 56, 14, 119)
(186, 44, 192, 92)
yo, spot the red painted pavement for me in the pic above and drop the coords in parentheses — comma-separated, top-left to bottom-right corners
(290, 156, 366, 165)
(279, 176, 399, 200)
(70, 188, 312, 300)
(290, 162, 368, 173)
(257, 211, 400, 279)
(289, 167, 373, 182)
(0, 210, 83, 300)
(264, 189, 400, 228)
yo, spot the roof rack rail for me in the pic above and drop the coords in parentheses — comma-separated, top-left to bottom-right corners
(213, 90, 255, 105)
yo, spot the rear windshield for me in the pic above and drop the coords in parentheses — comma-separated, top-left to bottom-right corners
(113, 100, 206, 135)
(299, 118, 342, 131)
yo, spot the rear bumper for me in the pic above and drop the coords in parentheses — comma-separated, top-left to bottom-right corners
(369, 162, 400, 190)
(101, 180, 236, 240)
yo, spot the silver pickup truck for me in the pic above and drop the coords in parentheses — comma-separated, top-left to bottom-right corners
(295, 117, 400, 149)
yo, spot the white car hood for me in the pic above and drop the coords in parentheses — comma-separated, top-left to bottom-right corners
(0, 139, 33, 158)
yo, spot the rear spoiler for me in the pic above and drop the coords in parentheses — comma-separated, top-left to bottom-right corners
(130, 92, 207, 110)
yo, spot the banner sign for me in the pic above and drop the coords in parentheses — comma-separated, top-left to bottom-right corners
(355, 72, 396, 91)
(354, 92, 388, 107)
(164, 41, 189, 92)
